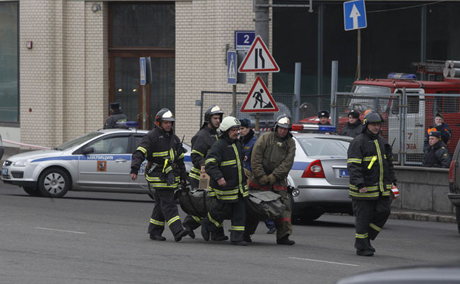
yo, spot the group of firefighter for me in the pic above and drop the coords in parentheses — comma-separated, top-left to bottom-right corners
(123, 101, 449, 256)
(129, 105, 296, 246)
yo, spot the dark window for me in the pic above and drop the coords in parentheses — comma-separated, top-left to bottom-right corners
(0, 2, 19, 124)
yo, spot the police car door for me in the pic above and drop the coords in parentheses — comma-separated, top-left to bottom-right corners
(77, 134, 131, 190)
(130, 133, 149, 190)
(389, 89, 425, 162)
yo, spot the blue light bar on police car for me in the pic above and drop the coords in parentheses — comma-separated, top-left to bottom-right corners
(115, 121, 139, 128)
(387, 73, 417, 80)
(291, 124, 336, 133)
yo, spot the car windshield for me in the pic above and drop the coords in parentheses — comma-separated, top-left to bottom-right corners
(296, 137, 350, 157)
(55, 132, 103, 150)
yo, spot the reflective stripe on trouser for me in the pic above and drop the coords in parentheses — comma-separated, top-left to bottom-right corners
(148, 187, 184, 236)
(352, 196, 391, 250)
(205, 197, 246, 243)
(245, 190, 292, 239)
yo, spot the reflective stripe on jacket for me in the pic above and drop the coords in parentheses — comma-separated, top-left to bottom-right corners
(347, 132, 396, 200)
(205, 134, 248, 202)
(189, 126, 218, 182)
(131, 126, 186, 188)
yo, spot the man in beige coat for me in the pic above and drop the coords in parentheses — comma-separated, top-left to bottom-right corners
(245, 114, 296, 245)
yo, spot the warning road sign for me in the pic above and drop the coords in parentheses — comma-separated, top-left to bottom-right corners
(240, 77, 279, 113)
(238, 35, 280, 73)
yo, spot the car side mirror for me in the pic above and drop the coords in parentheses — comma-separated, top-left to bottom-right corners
(82, 147, 94, 155)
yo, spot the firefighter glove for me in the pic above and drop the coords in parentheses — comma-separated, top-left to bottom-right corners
(267, 174, 277, 185)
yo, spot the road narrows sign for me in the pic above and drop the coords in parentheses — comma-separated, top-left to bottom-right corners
(240, 76, 279, 113)
(238, 35, 280, 73)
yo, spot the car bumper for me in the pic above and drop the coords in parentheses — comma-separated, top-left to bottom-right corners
(292, 185, 351, 213)
(448, 193, 460, 207)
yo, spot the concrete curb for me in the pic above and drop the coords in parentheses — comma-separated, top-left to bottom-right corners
(389, 210, 457, 223)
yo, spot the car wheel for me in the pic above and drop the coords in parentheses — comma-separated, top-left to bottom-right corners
(38, 168, 71, 198)
(23, 186, 41, 197)
(303, 211, 324, 221)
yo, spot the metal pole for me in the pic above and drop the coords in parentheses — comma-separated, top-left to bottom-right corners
(254, 0, 269, 136)
(232, 85, 237, 117)
(357, 29, 361, 80)
(330, 61, 338, 127)
(142, 85, 147, 130)
(294, 62, 301, 123)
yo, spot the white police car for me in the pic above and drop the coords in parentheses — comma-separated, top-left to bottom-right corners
(288, 124, 353, 221)
(1, 127, 191, 198)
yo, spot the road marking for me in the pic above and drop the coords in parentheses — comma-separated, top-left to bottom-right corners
(35, 227, 87, 235)
(289, 257, 359, 267)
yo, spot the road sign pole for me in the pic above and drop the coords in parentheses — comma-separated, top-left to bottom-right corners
(357, 29, 361, 80)
(142, 85, 147, 130)
(232, 85, 237, 116)
(255, 113, 260, 138)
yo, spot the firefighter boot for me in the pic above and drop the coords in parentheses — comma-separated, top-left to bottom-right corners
(150, 234, 166, 241)
(211, 227, 229, 241)
(201, 217, 211, 241)
(276, 234, 295, 245)
(174, 228, 190, 242)
(367, 239, 376, 252)
(230, 231, 248, 246)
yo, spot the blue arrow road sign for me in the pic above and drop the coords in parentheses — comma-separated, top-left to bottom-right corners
(227, 51, 237, 85)
(343, 0, 367, 31)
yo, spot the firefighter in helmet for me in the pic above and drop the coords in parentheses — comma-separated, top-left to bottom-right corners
(183, 105, 228, 241)
(347, 111, 397, 256)
(131, 108, 190, 242)
(245, 114, 296, 245)
(201, 116, 249, 245)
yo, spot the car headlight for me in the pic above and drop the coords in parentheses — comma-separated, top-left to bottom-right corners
(13, 160, 28, 167)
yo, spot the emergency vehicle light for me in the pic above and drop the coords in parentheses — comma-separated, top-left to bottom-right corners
(115, 121, 139, 128)
(291, 124, 336, 133)
(387, 73, 417, 80)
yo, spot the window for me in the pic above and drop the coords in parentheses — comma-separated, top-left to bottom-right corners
(0, 2, 19, 124)
(88, 136, 129, 154)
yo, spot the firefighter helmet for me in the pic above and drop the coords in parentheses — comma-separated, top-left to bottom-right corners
(362, 111, 384, 132)
(219, 116, 241, 132)
(155, 108, 175, 126)
(274, 114, 292, 130)
(204, 105, 224, 123)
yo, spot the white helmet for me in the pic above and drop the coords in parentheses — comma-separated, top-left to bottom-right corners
(219, 116, 241, 132)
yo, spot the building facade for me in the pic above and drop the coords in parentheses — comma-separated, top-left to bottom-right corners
(1, 0, 459, 148)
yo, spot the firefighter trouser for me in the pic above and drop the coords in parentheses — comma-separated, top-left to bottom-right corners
(245, 190, 293, 239)
(205, 197, 246, 242)
(148, 187, 184, 237)
(183, 178, 225, 237)
(352, 196, 391, 250)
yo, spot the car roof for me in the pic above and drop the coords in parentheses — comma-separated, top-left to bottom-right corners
(97, 128, 149, 135)
(292, 132, 354, 141)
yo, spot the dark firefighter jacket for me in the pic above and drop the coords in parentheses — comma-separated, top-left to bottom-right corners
(422, 140, 451, 168)
(347, 131, 397, 200)
(249, 131, 296, 191)
(131, 126, 187, 188)
(340, 119, 363, 138)
(188, 126, 218, 182)
(205, 134, 248, 202)
(104, 110, 128, 129)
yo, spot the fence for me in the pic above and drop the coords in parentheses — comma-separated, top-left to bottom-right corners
(334, 91, 460, 165)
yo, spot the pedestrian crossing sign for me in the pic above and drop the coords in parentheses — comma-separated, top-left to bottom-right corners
(240, 76, 279, 113)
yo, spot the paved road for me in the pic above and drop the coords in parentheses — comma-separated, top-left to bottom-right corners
(1, 182, 459, 284)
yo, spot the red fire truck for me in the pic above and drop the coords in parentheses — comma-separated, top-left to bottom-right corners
(300, 70, 460, 162)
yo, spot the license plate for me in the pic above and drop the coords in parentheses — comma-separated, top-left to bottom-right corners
(339, 169, 349, 178)
(2, 168, 8, 176)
